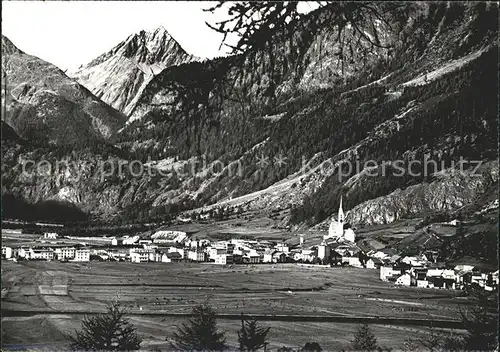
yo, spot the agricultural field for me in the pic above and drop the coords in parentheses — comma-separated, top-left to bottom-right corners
(1, 260, 471, 350)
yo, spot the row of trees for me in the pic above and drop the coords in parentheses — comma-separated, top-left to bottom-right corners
(70, 290, 498, 351)
(70, 302, 272, 351)
(69, 301, 380, 351)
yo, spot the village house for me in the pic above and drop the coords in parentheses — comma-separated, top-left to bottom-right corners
(370, 251, 390, 260)
(130, 248, 156, 263)
(107, 249, 128, 261)
(232, 248, 244, 256)
(387, 254, 402, 264)
(16, 247, 29, 259)
(441, 269, 456, 289)
(2, 246, 13, 259)
(28, 247, 54, 260)
(73, 248, 90, 262)
(401, 255, 429, 267)
(492, 270, 499, 287)
(454, 264, 475, 272)
(471, 272, 489, 288)
(157, 252, 169, 263)
(425, 269, 454, 289)
(276, 243, 290, 253)
(330, 250, 343, 265)
(167, 246, 186, 259)
(243, 253, 261, 264)
(395, 273, 413, 286)
(208, 244, 228, 261)
(188, 249, 206, 262)
(416, 278, 430, 288)
(317, 241, 330, 261)
(263, 250, 275, 263)
(54, 247, 76, 261)
(157, 251, 182, 263)
(410, 267, 429, 287)
(232, 253, 243, 264)
(272, 251, 287, 263)
(214, 254, 234, 265)
(92, 249, 110, 261)
(454, 269, 473, 289)
(293, 248, 317, 263)
(166, 251, 183, 262)
(142, 243, 158, 251)
(334, 243, 358, 257)
(366, 257, 384, 269)
(43, 232, 58, 240)
(186, 239, 204, 249)
(342, 255, 363, 268)
(380, 266, 403, 282)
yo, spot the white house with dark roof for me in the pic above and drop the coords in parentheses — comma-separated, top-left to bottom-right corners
(263, 250, 276, 263)
(366, 258, 384, 269)
(2, 246, 13, 259)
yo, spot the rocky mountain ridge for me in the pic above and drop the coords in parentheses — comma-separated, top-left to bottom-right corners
(1, 35, 126, 146)
(70, 26, 197, 117)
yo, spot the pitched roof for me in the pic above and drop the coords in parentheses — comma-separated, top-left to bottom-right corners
(368, 258, 384, 264)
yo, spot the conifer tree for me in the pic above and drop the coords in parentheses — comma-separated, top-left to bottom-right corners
(351, 324, 378, 351)
(460, 290, 498, 351)
(237, 317, 271, 351)
(300, 341, 322, 351)
(170, 303, 226, 351)
(70, 300, 142, 350)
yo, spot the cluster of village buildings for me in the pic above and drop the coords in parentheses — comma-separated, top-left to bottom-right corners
(378, 253, 499, 292)
(2, 231, 498, 293)
(1, 201, 497, 292)
(1, 230, 343, 265)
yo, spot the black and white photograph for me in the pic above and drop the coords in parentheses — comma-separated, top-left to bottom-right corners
(1, 1, 499, 350)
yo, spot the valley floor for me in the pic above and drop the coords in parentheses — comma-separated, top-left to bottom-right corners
(1, 261, 470, 350)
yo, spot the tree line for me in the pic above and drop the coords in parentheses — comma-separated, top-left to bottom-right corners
(70, 288, 497, 351)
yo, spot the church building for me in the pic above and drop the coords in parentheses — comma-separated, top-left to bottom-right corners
(324, 196, 355, 243)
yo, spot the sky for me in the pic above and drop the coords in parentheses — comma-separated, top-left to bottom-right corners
(2, 1, 318, 72)
(1, 1, 233, 71)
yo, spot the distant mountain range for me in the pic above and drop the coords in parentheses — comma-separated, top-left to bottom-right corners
(70, 26, 197, 118)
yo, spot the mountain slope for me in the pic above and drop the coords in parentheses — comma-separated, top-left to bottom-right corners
(1, 2, 498, 231)
(118, 2, 498, 226)
(1, 35, 126, 146)
(70, 27, 196, 117)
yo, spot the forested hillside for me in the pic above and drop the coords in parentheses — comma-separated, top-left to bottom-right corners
(117, 2, 498, 224)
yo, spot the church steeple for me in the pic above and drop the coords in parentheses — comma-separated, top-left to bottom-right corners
(338, 195, 345, 223)
(325, 194, 346, 241)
